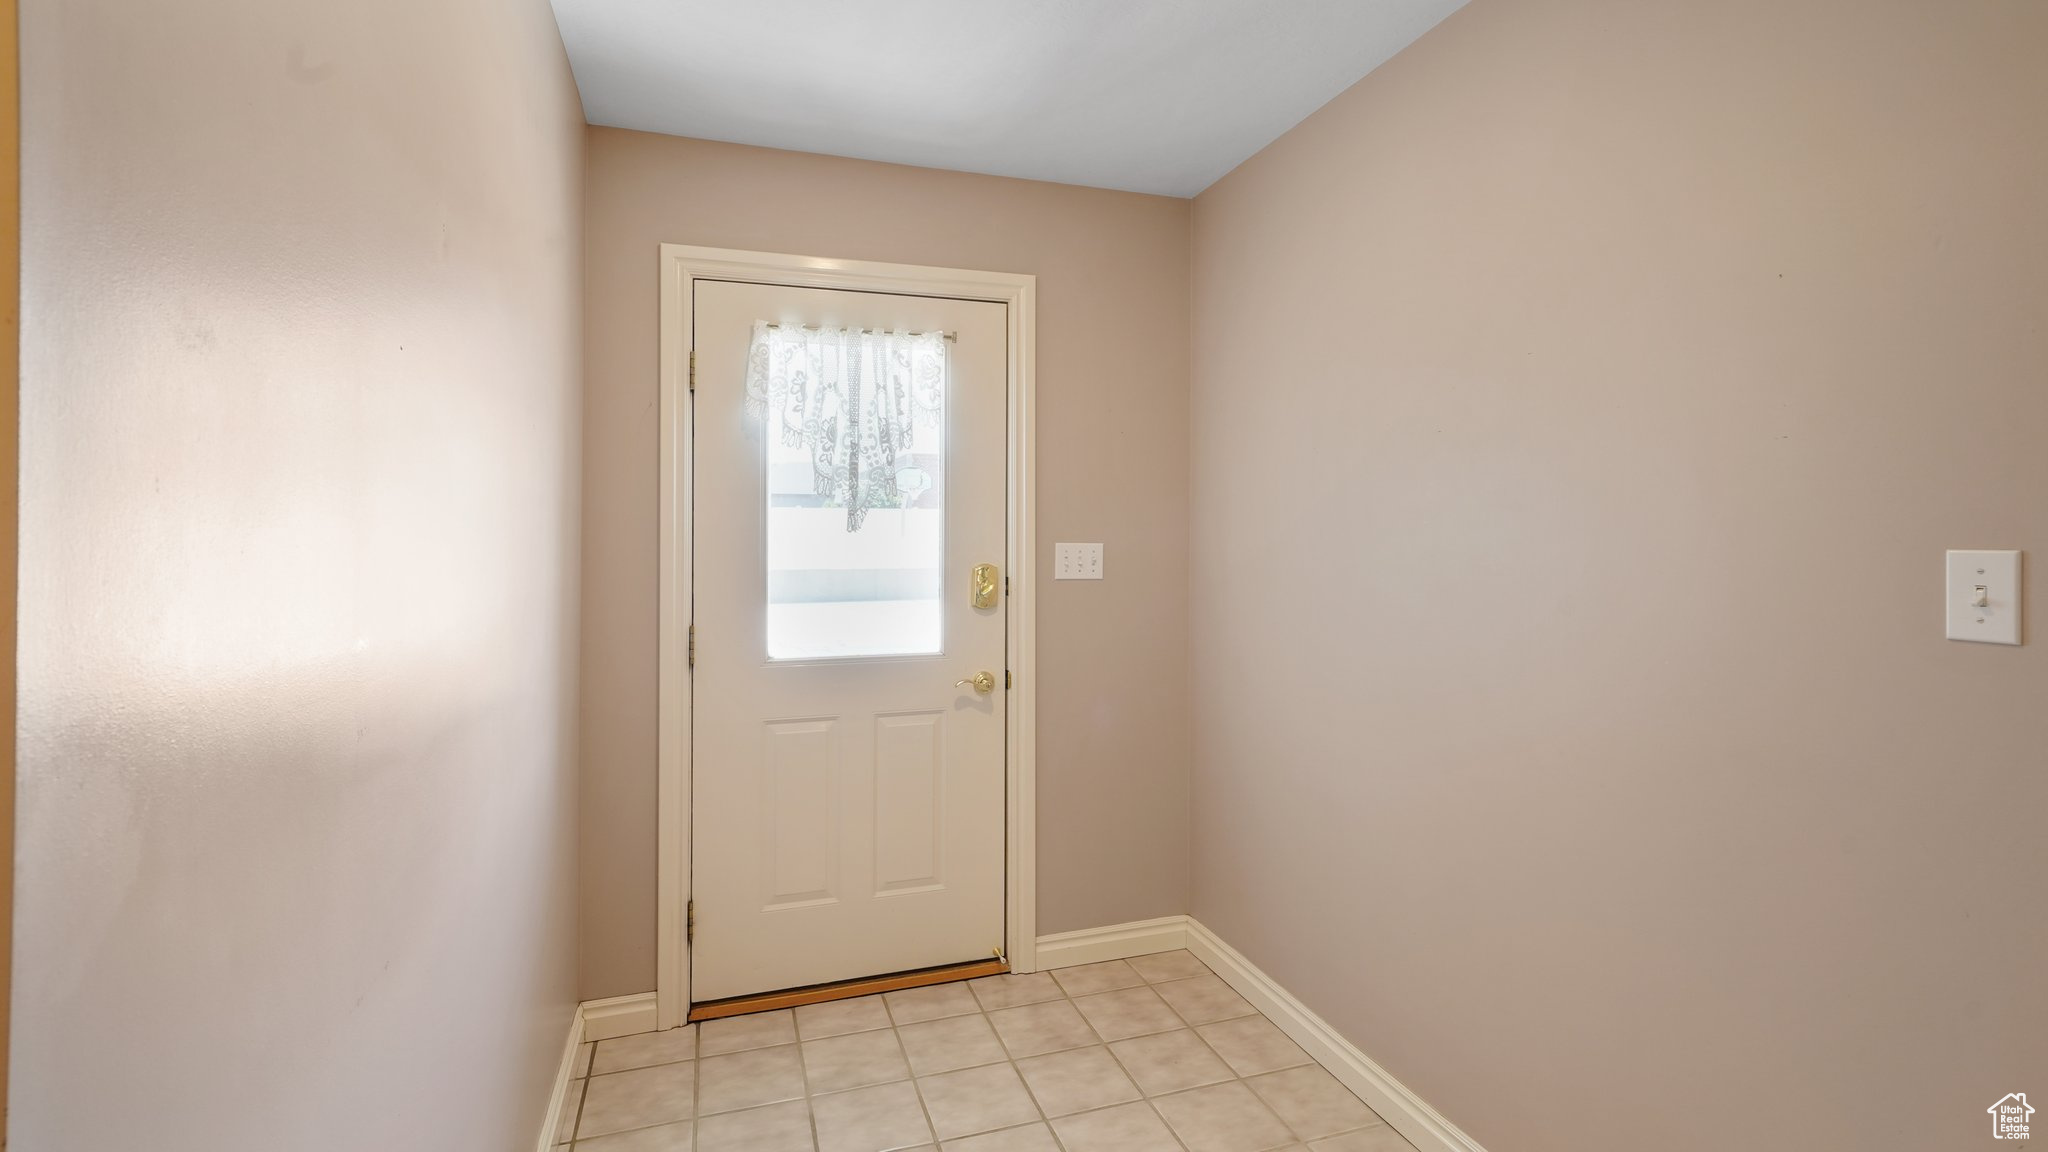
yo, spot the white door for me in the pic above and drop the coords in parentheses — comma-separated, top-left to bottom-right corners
(691, 279, 1009, 1003)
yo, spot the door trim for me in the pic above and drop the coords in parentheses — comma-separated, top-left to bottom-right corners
(655, 244, 1038, 1030)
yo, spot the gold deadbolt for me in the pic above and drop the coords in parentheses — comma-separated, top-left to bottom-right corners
(971, 563, 999, 610)
(955, 671, 996, 695)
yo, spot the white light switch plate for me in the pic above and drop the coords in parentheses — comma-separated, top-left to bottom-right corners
(1055, 543, 1104, 580)
(1946, 550, 2022, 645)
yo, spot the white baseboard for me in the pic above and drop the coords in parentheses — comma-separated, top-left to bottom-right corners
(1033, 915, 1188, 969)
(1184, 918, 1490, 1152)
(581, 991, 659, 1041)
(534, 1006, 581, 1152)
(536, 993, 662, 1151)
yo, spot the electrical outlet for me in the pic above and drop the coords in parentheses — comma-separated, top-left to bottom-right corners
(1055, 543, 1104, 580)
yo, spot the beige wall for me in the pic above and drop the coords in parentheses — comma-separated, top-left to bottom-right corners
(1190, 1, 2047, 1149)
(13, 1, 584, 1149)
(580, 129, 1192, 998)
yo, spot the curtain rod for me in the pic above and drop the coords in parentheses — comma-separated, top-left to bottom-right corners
(766, 323, 957, 342)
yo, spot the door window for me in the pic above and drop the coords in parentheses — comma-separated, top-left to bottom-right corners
(754, 324, 948, 659)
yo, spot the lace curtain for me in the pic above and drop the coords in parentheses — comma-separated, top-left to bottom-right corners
(744, 321, 947, 531)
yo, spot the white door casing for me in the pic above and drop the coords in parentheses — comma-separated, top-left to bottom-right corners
(655, 246, 1037, 1027)
(692, 281, 1005, 1001)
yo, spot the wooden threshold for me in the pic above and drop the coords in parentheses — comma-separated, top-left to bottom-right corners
(687, 958, 1008, 1023)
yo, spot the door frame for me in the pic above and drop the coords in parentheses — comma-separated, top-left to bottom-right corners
(655, 244, 1039, 1030)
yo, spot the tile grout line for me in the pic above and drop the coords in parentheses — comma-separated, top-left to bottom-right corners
(566, 1039, 596, 1147)
(572, 1034, 699, 1147)
(886, 990, 950, 1152)
(1009, 961, 1192, 1152)
(1044, 966, 1137, 1150)
(998, 1011, 1075, 1152)
(1055, 958, 1394, 1150)
(892, 975, 1087, 1149)
(917, 983, 1057, 1150)
(692, 1025, 704, 1151)
(923, 961, 1197, 1151)
(1158, 971, 1268, 1151)
(1140, 962, 1338, 1151)
(1078, 961, 1211, 1152)
(1008, 969, 1134, 1150)
(787, 1014, 823, 1152)
(869, 979, 1043, 1151)
(570, 1063, 591, 1147)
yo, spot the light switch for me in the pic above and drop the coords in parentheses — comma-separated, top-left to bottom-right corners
(1946, 550, 2022, 645)
(1055, 543, 1104, 580)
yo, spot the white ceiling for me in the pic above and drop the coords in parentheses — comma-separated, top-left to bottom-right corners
(548, 0, 1469, 197)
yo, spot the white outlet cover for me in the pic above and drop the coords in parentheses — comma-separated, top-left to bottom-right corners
(1946, 550, 2022, 645)
(1054, 543, 1104, 580)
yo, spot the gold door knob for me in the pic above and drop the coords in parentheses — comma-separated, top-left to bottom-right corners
(955, 671, 996, 695)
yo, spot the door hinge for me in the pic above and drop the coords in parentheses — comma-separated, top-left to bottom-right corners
(688, 624, 696, 669)
(688, 350, 696, 391)
(686, 899, 695, 945)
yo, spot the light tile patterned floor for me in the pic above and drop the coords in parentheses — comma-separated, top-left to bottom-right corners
(555, 950, 1419, 1152)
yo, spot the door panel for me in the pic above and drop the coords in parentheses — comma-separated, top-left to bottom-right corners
(874, 711, 945, 894)
(762, 718, 839, 908)
(692, 280, 1008, 1002)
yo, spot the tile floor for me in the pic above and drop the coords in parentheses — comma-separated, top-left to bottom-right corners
(554, 950, 1419, 1152)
